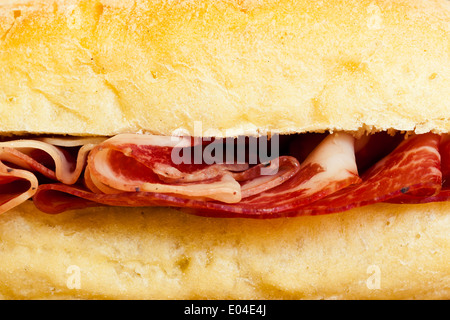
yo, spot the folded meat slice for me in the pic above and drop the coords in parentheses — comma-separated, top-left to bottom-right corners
(0, 159, 38, 213)
(184, 132, 361, 217)
(0, 138, 100, 214)
(299, 133, 442, 215)
(19, 131, 446, 218)
(0, 139, 97, 185)
(33, 132, 361, 217)
(85, 134, 300, 203)
(386, 133, 448, 204)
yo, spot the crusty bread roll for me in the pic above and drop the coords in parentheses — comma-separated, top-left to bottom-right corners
(0, 200, 448, 300)
(0, 0, 449, 137)
(0, 0, 449, 300)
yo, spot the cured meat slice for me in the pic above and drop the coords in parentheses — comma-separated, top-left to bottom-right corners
(387, 134, 450, 204)
(34, 133, 360, 217)
(0, 160, 38, 213)
(0, 139, 100, 214)
(85, 134, 300, 203)
(28, 133, 447, 218)
(210, 132, 361, 216)
(298, 133, 442, 215)
(0, 140, 96, 185)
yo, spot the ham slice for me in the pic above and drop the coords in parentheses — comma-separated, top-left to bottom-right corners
(0, 159, 38, 213)
(85, 134, 301, 203)
(0, 139, 100, 214)
(0, 139, 97, 185)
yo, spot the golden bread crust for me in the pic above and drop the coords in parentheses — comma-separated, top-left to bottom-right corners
(0, 201, 448, 299)
(0, 0, 449, 137)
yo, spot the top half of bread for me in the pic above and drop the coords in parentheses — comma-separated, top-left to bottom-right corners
(0, 0, 449, 137)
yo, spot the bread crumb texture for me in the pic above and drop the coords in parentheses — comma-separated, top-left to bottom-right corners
(0, 200, 448, 299)
(0, 0, 449, 137)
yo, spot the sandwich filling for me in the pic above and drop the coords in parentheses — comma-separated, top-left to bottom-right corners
(0, 131, 447, 218)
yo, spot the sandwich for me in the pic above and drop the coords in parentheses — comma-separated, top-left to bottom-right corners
(0, 0, 449, 299)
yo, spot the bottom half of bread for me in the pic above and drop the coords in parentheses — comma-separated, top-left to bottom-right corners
(0, 200, 448, 299)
